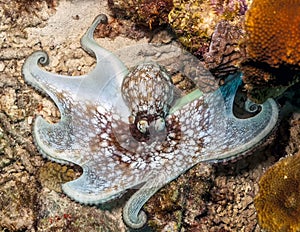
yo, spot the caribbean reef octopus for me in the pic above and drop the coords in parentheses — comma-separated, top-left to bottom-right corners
(22, 14, 279, 229)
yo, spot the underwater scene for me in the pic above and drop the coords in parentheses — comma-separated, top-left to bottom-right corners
(0, 0, 299, 231)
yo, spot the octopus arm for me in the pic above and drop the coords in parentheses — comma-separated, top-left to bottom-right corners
(216, 98, 278, 160)
(207, 74, 279, 161)
(62, 164, 126, 204)
(33, 115, 79, 164)
(169, 73, 279, 162)
(80, 14, 128, 93)
(123, 161, 197, 229)
(22, 51, 87, 112)
(197, 74, 278, 162)
(122, 173, 170, 229)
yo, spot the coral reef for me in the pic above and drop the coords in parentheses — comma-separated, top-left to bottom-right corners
(241, 0, 300, 103)
(0, 0, 56, 64)
(168, 0, 248, 56)
(143, 146, 277, 231)
(254, 151, 300, 232)
(203, 20, 245, 79)
(0, 2, 54, 230)
(108, 0, 173, 29)
(108, 0, 250, 59)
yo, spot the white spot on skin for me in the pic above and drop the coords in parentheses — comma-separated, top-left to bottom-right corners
(100, 133, 109, 139)
(138, 162, 146, 170)
(100, 140, 109, 147)
(186, 129, 194, 137)
(130, 161, 139, 169)
(121, 155, 131, 163)
(97, 105, 107, 115)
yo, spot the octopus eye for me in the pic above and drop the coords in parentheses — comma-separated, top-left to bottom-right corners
(153, 117, 165, 132)
(137, 119, 149, 134)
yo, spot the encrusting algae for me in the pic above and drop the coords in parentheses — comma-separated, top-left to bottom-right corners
(168, 0, 248, 55)
(254, 151, 300, 232)
(108, 0, 173, 29)
(109, 0, 250, 57)
(241, 0, 300, 103)
(38, 162, 79, 193)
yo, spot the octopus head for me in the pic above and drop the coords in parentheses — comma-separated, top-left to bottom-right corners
(122, 62, 174, 142)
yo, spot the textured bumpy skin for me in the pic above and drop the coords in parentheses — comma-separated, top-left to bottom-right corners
(121, 62, 174, 141)
(22, 14, 279, 229)
(122, 62, 174, 119)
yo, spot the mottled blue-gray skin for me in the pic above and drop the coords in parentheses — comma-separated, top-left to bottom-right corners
(22, 14, 279, 229)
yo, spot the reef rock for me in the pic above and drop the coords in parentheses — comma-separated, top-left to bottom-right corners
(108, 0, 173, 28)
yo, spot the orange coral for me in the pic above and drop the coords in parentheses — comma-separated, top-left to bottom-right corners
(245, 0, 300, 68)
(254, 151, 300, 232)
(241, 0, 300, 103)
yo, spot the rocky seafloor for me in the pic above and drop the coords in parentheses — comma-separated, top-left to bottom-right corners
(0, 0, 299, 231)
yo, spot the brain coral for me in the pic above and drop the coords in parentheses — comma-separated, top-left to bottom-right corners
(254, 151, 300, 232)
(242, 0, 300, 103)
(245, 0, 300, 68)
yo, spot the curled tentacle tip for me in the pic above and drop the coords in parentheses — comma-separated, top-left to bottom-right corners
(123, 210, 147, 229)
(94, 13, 108, 24)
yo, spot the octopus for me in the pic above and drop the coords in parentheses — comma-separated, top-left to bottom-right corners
(22, 14, 279, 229)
